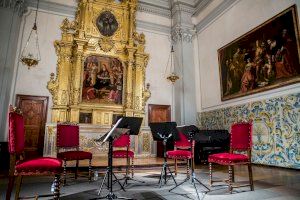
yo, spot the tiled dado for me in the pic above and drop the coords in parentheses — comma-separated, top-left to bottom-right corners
(198, 93, 300, 169)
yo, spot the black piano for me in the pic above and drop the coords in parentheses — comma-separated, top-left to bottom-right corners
(194, 129, 230, 164)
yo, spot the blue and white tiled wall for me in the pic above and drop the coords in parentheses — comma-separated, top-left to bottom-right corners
(197, 93, 300, 169)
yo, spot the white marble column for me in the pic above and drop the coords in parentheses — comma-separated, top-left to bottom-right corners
(0, 0, 26, 141)
(171, 0, 197, 125)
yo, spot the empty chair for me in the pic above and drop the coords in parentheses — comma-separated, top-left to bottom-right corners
(56, 123, 92, 185)
(167, 131, 194, 177)
(6, 106, 62, 200)
(208, 121, 254, 193)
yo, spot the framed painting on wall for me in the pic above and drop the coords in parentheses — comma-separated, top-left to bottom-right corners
(218, 5, 300, 101)
(81, 55, 123, 104)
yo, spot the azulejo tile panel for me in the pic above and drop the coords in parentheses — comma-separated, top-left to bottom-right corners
(198, 93, 300, 169)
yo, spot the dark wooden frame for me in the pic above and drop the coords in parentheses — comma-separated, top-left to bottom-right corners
(218, 5, 300, 101)
(148, 104, 171, 124)
(15, 94, 49, 156)
(148, 104, 172, 158)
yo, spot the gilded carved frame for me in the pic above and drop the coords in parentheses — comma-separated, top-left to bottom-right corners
(47, 0, 150, 125)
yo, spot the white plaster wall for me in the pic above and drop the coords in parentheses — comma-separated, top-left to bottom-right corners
(136, 11, 170, 27)
(12, 8, 74, 123)
(137, 28, 173, 123)
(12, 7, 172, 125)
(196, 0, 300, 112)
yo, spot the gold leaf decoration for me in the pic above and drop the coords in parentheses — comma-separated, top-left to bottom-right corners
(98, 37, 115, 52)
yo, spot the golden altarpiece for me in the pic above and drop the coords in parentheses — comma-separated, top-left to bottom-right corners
(44, 0, 154, 158)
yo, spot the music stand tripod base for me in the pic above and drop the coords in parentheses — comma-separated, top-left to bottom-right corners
(169, 125, 210, 200)
(158, 136, 178, 188)
(149, 122, 179, 188)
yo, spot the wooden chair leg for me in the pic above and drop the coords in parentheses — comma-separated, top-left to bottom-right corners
(131, 158, 134, 178)
(75, 160, 79, 179)
(6, 175, 15, 200)
(228, 165, 233, 194)
(187, 159, 190, 179)
(63, 160, 67, 186)
(175, 159, 177, 176)
(125, 156, 128, 177)
(53, 174, 61, 200)
(209, 162, 212, 186)
(248, 164, 254, 191)
(15, 175, 23, 200)
(232, 166, 235, 182)
(88, 159, 92, 182)
(131, 157, 134, 178)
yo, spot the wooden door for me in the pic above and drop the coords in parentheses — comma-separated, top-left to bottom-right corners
(148, 104, 172, 157)
(16, 95, 48, 159)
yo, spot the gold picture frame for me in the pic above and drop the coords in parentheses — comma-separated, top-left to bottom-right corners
(218, 5, 300, 101)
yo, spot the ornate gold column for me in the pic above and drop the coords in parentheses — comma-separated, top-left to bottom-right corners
(48, 19, 74, 122)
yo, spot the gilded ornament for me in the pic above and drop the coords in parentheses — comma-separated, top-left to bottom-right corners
(142, 83, 151, 107)
(47, 73, 59, 105)
(60, 18, 76, 32)
(142, 133, 150, 152)
(98, 37, 115, 52)
(47, 0, 147, 125)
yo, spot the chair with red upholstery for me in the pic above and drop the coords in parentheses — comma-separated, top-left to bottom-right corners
(208, 121, 254, 193)
(56, 123, 92, 185)
(6, 106, 62, 200)
(112, 132, 136, 184)
(166, 131, 195, 177)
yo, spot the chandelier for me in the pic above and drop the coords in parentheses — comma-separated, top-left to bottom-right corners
(165, 46, 179, 84)
(164, 1, 180, 84)
(20, 0, 41, 69)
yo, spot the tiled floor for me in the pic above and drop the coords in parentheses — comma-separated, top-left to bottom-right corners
(1, 164, 299, 200)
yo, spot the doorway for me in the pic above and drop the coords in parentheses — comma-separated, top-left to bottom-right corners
(16, 95, 48, 159)
(148, 104, 172, 157)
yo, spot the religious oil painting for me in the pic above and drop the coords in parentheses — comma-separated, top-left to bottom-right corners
(82, 55, 123, 104)
(218, 5, 300, 101)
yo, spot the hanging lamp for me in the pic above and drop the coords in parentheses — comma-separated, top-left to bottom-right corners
(165, 0, 179, 84)
(20, 0, 41, 69)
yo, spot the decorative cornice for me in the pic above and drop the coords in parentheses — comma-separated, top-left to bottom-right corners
(193, 0, 212, 17)
(195, 0, 239, 33)
(136, 20, 170, 34)
(171, 25, 195, 43)
(26, 0, 76, 16)
(0, 0, 27, 16)
(172, 1, 195, 15)
(138, 2, 170, 18)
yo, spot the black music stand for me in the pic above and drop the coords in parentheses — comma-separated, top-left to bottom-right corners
(149, 122, 179, 188)
(96, 117, 142, 200)
(115, 117, 145, 187)
(169, 125, 210, 200)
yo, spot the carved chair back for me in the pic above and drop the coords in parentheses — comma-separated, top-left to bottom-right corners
(7, 106, 26, 175)
(174, 131, 195, 158)
(230, 121, 252, 158)
(113, 133, 130, 151)
(56, 123, 80, 153)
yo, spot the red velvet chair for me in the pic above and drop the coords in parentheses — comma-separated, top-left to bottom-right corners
(6, 106, 62, 200)
(208, 122, 254, 193)
(166, 131, 195, 177)
(112, 133, 135, 180)
(56, 123, 92, 185)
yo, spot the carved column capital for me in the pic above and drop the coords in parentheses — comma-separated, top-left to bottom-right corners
(0, 0, 27, 16)
(171, 25, 196, 43)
